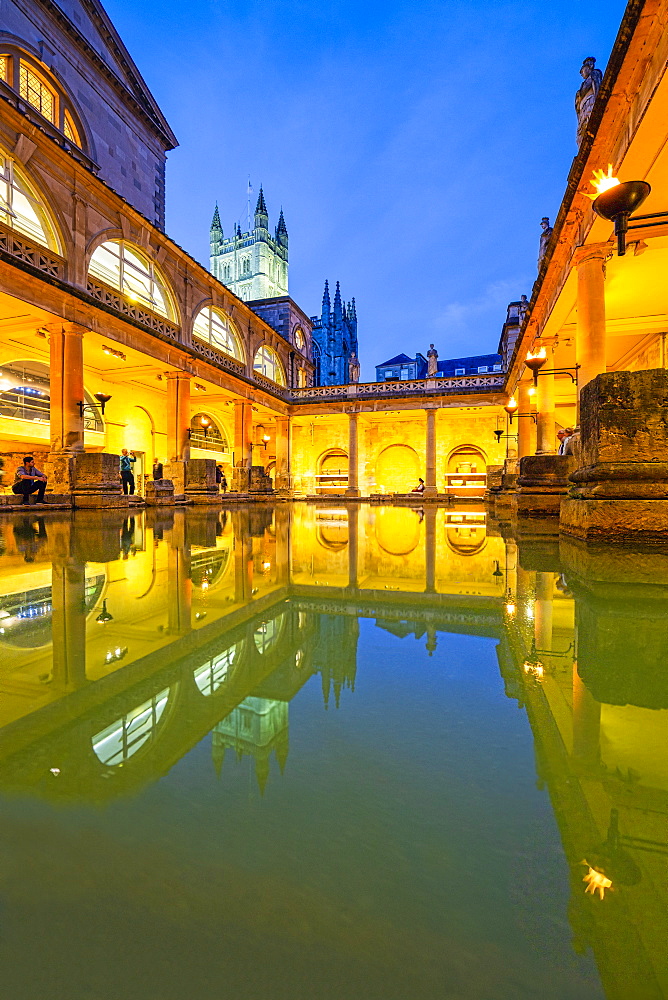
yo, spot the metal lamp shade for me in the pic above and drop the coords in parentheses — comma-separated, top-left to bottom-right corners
(592, 180, 651, 221)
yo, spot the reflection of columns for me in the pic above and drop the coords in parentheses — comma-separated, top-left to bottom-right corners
(49, 321, 85, 452)
(536, 348, 555, 454)
(51, 558, 87, 690)
(572, 657, 601, 766)
(234, 400, 253, 469)
(424, 505, 436, 592)
(166, 372, 191, 462)
(575, 244, 608, 394)
(534, 572, 554, 652)
(505, 539, 518, 605)
(167, 511, 191, 633)
(233, 510, 253, 602)
(347, 504, 359, 588)
(517, 380, 536, 458)
(345, 412, 360, 497)
(424, 408, 437, 497)
(275, 415, 291, 492)
(275, 505, 290, 585)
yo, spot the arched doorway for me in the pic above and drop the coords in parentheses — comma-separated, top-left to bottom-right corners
(123, 405, 154, 495)
(316, 449, 348, 494)
(446, 446, 487, 498)
(375, 507, 421, 555)
(376, 444, 420, 494)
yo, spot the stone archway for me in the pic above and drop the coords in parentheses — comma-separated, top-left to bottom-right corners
(375, 443, 420, 494)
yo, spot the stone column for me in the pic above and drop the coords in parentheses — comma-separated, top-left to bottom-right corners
(574, 244, 608, 394)
(347, 504, 359, 589)
(166, 372, 191, 462)
(275, 416, 291, 494)
(49, 321, 85, 453)
(232, 399, 253, 492)
(536, 347, 555, 454)
(345, 412, 360, 497)
(424, 505, 436, 592)
(517, 380, 537, 458)
(233, 509, 253, 602)
(424, 408, 438, 497)
(275, 505, 290, 585)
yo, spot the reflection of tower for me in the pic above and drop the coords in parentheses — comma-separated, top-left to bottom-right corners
(211, 697, 289, 792)
(314, 614, 359, 708)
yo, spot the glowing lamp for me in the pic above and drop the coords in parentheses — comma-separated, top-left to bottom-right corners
(94, 392, 112, 413)
(199, 415, 211, 438)
(588, 166, 651, 256)
(524, 347, 547, 386)
(583, 867, 612, 900)
(504, 397, 518, 421)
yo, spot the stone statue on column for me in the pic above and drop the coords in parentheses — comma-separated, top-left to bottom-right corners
(538, 217, 553, 267)
(575, 56, 603, 146)
(427, 344, 438, 376)
(348, 352, 360, 383)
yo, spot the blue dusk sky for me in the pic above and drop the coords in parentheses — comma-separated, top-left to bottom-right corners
(105, 0, 626, 379)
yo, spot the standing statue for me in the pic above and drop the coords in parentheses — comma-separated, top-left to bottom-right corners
(538, 217, 553, 267)
(427, 343, 439, 376)
(575, 57, 603, 146)
(518, 294, 529, 324)
(348, 351, 360, 383)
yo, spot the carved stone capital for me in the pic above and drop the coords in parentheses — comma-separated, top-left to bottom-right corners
(572, 242, 612, 268)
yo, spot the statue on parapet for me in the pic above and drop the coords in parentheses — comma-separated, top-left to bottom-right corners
(576, 56, 603, 146)
(348, 352, 360, 383)
(538, 217, 553, 267)
(427, 343, 439, 376)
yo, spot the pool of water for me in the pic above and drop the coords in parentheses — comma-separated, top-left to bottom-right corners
(0, 503, 665, 999)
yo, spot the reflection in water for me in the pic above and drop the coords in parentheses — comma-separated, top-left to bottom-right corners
(0, 504, 666, 997)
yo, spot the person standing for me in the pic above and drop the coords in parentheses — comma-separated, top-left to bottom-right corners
(216, 466, 227, 494)
(12, 456, 47, 504)
(558, 427, 574, 455)
(120, 449, 136, 495)
(152, 458, 163, 481)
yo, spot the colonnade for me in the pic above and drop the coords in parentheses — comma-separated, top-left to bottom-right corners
(343, 406, 439, 497)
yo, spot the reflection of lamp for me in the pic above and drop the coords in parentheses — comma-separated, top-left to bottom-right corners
(583, 809, 643, 899)
(95, 599, 113, 624)
(492, 560, 504, 581)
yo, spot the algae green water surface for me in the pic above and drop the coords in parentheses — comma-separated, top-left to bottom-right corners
(0, 503, 664, 999)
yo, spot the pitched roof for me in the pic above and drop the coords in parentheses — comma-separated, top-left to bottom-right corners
(377, 353, 414, 366)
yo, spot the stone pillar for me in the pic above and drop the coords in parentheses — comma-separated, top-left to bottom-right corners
(347, 504, 359, 589)
(424, 408, 438, 497)
(49, 321, 85, 453)
(233, 509, 253, 602)
(275, 505, 290, 585)
(345, 412, 360, 497)
(517, 380, 537, 458)
(536, 347, 555, 454)
(275, 416, 291, 494)
(424, 505, 436, 592)
(232, 399, 253, 492)
(574, 244, 608, 394)
(166, 372, 191, 462)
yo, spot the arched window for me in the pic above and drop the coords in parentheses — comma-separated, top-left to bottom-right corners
(92, 687, 171, 766)
(0, 51, 84, 149)
(193, 644, 238, 695)
(0, 359, 103, 430)
(0, 152, 61, 250)
(254, 613, 285, 654)
(88, 240, 176, 320)
(189, 412, 229, 453)
(294, 327, 305, 351)
(192, 306, 242, 360)
(254, 345, 285, 386)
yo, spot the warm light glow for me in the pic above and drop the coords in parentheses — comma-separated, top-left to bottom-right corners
(505, 602, 516, 615)
(528, 385, 536, 398)
(583, 865, 613, 900)
(262, 561, 272, 571)
(523, 660, 544, 680)
(201, 580, 210, 591)
(587, 164, 621, 200)
(504, 396, 518, 414)
(526, 347, 546, 362)
(262, 433, 271, 443)
(200, 415, 210, 428)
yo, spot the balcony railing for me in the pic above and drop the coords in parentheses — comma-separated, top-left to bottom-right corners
(290, 372, 504, 402)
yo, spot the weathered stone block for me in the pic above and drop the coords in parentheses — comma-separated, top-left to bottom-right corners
(145, 479, 175, 506)
(71, 453, 129, 508)
(561, 497, 668, 543)
(515, 454, 577, 516)
(570, 369, 668, 498)
(184, 458, 219, 503)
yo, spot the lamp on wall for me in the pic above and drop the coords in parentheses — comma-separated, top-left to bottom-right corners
(78, 392, 111, 418)
(588, 166, 652, 256)
(257, 425, 271, 449)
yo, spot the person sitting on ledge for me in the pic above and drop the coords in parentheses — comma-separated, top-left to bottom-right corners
(411, 478, 425, 494)
(12, 456, 47, 505)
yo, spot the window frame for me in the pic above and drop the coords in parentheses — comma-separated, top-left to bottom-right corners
(192, 305, 243, 361)
(0, 151, 61, 251)
(88, 239, 177, 320)
(0, 49, 86, 151)
(253, 344, 286, 386)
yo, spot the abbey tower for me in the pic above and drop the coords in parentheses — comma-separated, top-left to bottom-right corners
(210, 188, 288, 302)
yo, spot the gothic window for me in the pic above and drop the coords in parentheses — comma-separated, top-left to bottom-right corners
(0, 51, 85, 149)
(242, 257, 251, 275)
(254, 345, 286, 386)
(223, 264, 231, 282)
(0, 151, 61, 250)
(192, 305, 242, 360)
(294, 327, 305, 351)
(88, 240, 176, 320)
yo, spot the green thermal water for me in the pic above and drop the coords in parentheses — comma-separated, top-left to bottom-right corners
(0, 503, 665, 999)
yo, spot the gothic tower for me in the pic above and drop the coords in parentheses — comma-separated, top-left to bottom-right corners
(209, 188, 288, 302)
(310, 280, 358, 385)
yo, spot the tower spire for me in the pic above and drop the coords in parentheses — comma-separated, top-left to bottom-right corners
(254, 186, 269, 229)
(321, 279, 331, 324)
(333, 280, 343, 322)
